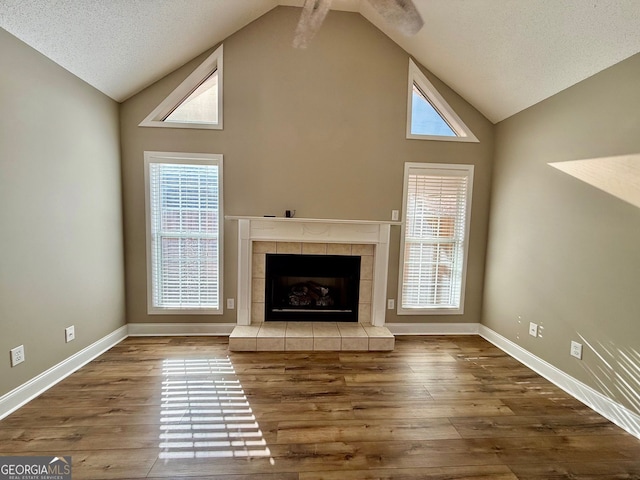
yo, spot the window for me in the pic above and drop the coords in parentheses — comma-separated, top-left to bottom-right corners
(406, 58, 478, 142)
(411, 83, 456, 137)
(139, 45, 223, 130)
(164, 70, 219, 124)
(144, 152, 223, 314)
(398, 163, 474, 314)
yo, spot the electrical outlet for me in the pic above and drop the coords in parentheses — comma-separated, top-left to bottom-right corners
(528, 322, 538, 337)
(570, 341, 583, 359)
(387, 299, 395, 310)
(10, 345, 25, 367)
(226, 298, 235, 309)
(65, 325, 75, 343)
(391, 210, 399, 221)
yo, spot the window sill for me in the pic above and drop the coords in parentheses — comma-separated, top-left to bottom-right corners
(148, 308, 223, 315)
(397, 307, 464, 316)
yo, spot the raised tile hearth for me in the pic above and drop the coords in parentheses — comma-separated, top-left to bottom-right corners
(229, 322, 394, 351)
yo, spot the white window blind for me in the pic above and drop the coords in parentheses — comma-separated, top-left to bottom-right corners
(399, 163, 473, 314)
(144, 152, 223, 314)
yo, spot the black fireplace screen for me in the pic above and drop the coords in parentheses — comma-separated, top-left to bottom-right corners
(265, 254, 361, 322)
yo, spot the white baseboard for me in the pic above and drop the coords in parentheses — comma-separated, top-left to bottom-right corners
(386, 322, 481, 335)
(479, 325, 640, 440)
(127, 322, 236, 336)
(130, 322, 478, 336)
(0, 325, 128, 421)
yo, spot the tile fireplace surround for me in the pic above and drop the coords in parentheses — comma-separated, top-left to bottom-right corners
(226, 216, 398, 351)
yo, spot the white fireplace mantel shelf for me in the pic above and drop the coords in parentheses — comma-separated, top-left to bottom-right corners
(228, 216, 400, 327)
(226, 215, 402, 226)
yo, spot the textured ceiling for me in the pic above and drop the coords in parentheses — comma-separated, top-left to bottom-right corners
(1, 0, 639, 122)
(0, 0, 278, 102)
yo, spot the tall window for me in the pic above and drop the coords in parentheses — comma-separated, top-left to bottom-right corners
(398, 163, 474, 314)
(144, 152, 223, 314)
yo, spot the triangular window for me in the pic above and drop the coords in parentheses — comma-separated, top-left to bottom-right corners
(140, 45, 223, 130)
(407, 58, 477, 142)
(164, 70, 218, 124)
(411, 83, 456, 137)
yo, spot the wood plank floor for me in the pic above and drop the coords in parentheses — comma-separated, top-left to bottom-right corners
(1, 335, 640, 479)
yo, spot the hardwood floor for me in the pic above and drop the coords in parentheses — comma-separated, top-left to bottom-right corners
(1, 335, 640, 479)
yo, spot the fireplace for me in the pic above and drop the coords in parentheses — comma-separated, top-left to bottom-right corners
(229, 216, 396, 326)
(265, 254, 361, 322)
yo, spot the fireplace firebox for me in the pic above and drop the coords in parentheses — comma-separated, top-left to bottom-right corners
(265, 254, 361, 322)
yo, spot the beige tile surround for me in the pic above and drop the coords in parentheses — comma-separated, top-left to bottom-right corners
(229, 321, 395, 352)
(231, 239, 394, 352)
(251, 241, 374, 324)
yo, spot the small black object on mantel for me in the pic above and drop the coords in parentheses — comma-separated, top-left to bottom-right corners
(285, 210, 296, 218)
(264, 215, 276, 217)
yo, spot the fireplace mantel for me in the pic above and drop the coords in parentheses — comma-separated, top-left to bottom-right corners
(227, 216, 400, 327)
(226, 215, 400, 225)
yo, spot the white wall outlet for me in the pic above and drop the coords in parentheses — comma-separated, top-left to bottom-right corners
(10, 345, 25, 367)
(65, 325, 75, 343)
(570, 340, 583, 359)
(391, 210, 399, 221)
(227, 298, 235, 309)
(387, 299, 395, 310)
(528, 322, 538, 337)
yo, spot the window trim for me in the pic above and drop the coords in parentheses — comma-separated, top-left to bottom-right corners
(144, 151, 224, 315)
(406, 58, 478, 143)
(139, 45, 223, 130)
(397, 162, 474, 315)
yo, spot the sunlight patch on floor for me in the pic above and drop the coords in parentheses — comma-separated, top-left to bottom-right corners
(158, 358, 273, 461)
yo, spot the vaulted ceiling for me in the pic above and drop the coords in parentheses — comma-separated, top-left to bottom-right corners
(1, 0, 639, 123)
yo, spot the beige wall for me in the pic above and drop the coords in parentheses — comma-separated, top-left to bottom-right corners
(483, 53, 640, 414)
(0, 29, 125, 396)
(119, 6, 494, 326)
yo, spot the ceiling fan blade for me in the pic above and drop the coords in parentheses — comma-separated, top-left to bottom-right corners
(366, 0, 424, 35)
(293, 0, 332, 48)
